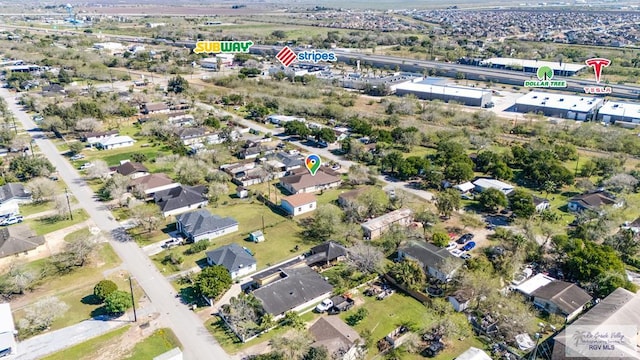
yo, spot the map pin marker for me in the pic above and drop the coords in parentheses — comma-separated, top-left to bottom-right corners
(305, 154, 321, 176)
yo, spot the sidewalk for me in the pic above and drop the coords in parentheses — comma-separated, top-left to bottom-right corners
(15, 305, 155, 360)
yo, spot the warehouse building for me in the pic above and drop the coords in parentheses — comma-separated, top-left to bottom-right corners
(596, 101, 640, 124)
(480, 57, 585, 77)
(394, 80, 492, 107)
(513, 91, 603, 121)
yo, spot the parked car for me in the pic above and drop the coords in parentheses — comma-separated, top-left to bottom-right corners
(79, 162, 94, 170)
(1, 215, 23, 226)
(462, 241, 476, 251)
(424, 341, 445, 357)
(445, 242, 457, 250)
(456, 233, 474, 244)
(450, 249, 465, 257)
(315, 299, 334, 313)
(460, 253, 472, 260)
(70, 154, 85, 161)
(161, 238, 182, 249)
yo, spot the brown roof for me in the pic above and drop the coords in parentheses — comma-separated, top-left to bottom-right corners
(280, 167, 341, 193)
(130, 173, 176, 189)
(282, 193, 316, 208)
(338, 187, 369, 204)
(309, 316, 361, 355)
(144, 102, 169, 112)
(82, 130, 118, 140)
(532, 281, 591, 315)
(570, 191, 618, 210)
(115, 162, 148, 176)
(0, 224, 45, 258)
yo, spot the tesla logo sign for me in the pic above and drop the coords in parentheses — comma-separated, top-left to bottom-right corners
(584, 58, 612, 94)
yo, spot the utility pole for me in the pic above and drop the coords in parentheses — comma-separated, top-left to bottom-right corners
(128, 276, 137, 322)
(64, 188, 73, 220)
(261, 215, 265, 233)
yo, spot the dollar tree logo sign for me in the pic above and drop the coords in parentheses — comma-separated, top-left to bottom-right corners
(524, 65, 567, 88)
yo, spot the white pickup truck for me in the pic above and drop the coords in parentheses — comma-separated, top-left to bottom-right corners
(315, 299, 333, 313)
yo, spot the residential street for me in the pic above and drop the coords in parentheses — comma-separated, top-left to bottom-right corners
(1, 88, 231, 360)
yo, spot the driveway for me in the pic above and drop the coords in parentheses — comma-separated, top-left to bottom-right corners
(1, 88, 231, 360)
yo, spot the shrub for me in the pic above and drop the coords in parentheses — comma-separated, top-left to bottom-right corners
(93, 280, 118, 302)
(185, 240, 209, 255)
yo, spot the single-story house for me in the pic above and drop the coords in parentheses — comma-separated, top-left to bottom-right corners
(154, 185, 208, 217)
(96, 135, 135, 150)
(238, 145, 275, 160)
(362, 208, 413, 240)
(81, 130, 119, 144)
(230, 167, 270, 187)
(453, 181, 475, 194)
(129, 173, 180, 197)
(455, 347, 492, 360)
(176, 209, 238, 242)
(305, 241, 347, 268)
(568, 190, 623, 213)
(0, 224, 45, 259)
(533, 196, 550, 212)
(40, 83, 66, 96)
(0, 183, 31, 216)
(472, 178, 515, 195)
(398, 241, 463, 282)
(308, 316, 363, 360)
(448, 290, 472, 312)
(206, 243, 256, 279)
(114, 161, 149, 179)
(531, 281, 591, 321)
(253, 265, 333, 319)
(174, 127, 207, 146)
(281, 193, 317, 216)
(514, 273, 556, 297)
(337, 187, 369, 208)
(275, 152, 304, 171)
(551, 288, 640, 359)
(279, 167, 342, 195)
(143, 102, 170, 114)
(0, 303, 17, 357)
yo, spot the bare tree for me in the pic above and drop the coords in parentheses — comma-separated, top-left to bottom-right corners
(105, 173, 131, 206)
(207, 182, 229, 206)
(51, 233, 98, 271)
(10, 136, 29, 152)
(348, 165, 369, 186)
(53, 194, 71, 220)
(175, 157, 207, 185)
(4, 263, 39, 295)
(130, 203, 162, 233)
(347, 242, 385, 274)
(18, 296, 69, 336)
(85, 160, 110, 180)
(26, 177, 57, 203)
(603, 173, 638, 193)
(74, 117, 103, 132)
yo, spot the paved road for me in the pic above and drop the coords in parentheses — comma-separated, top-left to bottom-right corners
(1, 89, 231, 360)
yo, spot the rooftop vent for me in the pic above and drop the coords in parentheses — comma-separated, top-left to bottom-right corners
(559, 98, 564, 102)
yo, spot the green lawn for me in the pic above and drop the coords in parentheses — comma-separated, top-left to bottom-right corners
(26, 209, 89, 235)
(41, 325, 131, 360)
(19, 201, 54, 216)
(123, 328, 181, 360)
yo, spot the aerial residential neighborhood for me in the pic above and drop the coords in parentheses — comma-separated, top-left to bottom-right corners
(0, 1, 639, 360)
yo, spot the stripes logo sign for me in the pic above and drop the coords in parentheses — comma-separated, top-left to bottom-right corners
(276, 46, 297, 67)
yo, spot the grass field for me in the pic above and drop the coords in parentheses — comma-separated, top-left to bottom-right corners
(26, 209, 89, 235)
(41, 325, 131, 360)
(123, 328, 181, 360)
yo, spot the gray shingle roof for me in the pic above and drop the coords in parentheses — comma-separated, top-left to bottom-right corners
(115, 162, 148, 176)
(531, 281, 591, 315)
(206, 243, 256, 274)
(0, 183, 30, 204)
(0, 224, 45, 258)
(154, 185, 207, 213)
(175, 209, 237, 238)
(253, 266, 333, 316)
(400, 241, 463, 272)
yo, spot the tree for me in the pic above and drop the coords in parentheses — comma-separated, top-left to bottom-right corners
(9, 155, 55, 180)
(444, 162, 474, 183)
(478, 188, 507, 212)
(604, 229, 640, 263)
(458, 268, 500, 308)
(85, 160, 110, 180)
(68, 141, 85, 155)
(195, 265, 232, 300)
(432, 232, 450, 247)
(104, 290, 132, 315)
(435, 188, 461, 218)
(57, 68, 71, 84)
(270, 330, 312, 360)
(175, 158, 207, 185)
(103, 173, 131, 205)
(303, 346, 329, 360)
(93, 280, 118, 302)
(313, 128, 337, 143)
(348, 165, 370, 186)
(18, 296, 69, 337)
(603, 173, 638, 193)
(283, 311, 305, 329)
(130, 203, 162, 233)
(356, 188, 389, 219)
(389, 259, 426, 291)
(347, 242, 385, 274)
(26, 177, 56, 203)
(75, 117, 102, 132)
(168, 75, 189, 93)
(303, 204, 341, 242)
(415, 209, 437, 234)
(3, 263, 39, 295)
(220, 293, 262, 341)
(509, 189, 536, 218)
(207, 182, 229, 206)
(284, 120, 310, 138)
(51, 233, 98, 271)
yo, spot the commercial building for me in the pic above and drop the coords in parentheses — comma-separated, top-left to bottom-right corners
(394, 80, 492, 107)
(596, 101, 640, 124)
(513, 91, 603, 121)
(480, 57, 586, 77)
(200, 54, 234, 69)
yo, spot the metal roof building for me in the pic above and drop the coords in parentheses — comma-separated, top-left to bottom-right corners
(394, 80, 492, 107)
(514, 91, 603, 121)
(596, 101, 640, 124)
(480, 57, 586, 76)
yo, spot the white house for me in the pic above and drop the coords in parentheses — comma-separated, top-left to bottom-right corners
(0, 303, 17, 357)
(472, 178, 514, 195)
(281, 193, 317, 216)
(206, 243, 256, 279)
(176, 209, 239, 242)
(0, 183, 31, 216)
(453, 181, 475, 194)
(97, 135, 135, 150)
